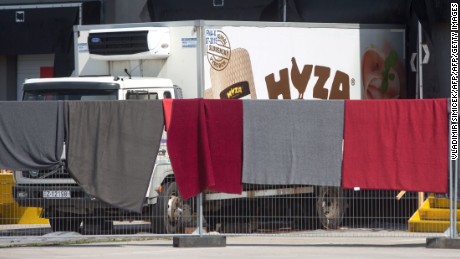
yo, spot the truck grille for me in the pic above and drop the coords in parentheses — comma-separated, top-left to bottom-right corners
(88, 31, 150, 56)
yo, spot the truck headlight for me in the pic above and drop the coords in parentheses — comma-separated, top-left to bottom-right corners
(16, 191, 28, 198)
(28, 170, 39, 178)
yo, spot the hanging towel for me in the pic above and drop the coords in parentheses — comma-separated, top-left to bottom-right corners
(204, 99, 243, 194)
(65, 100, 164, 213)
(167, 99, 214, 199)
(167, 99, 243, 199)
(242, 100, 344, 186)
(0, 101, 64, 170)
(342, 99, 448, 193)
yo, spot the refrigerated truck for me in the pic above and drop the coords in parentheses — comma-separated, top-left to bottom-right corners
(13, 20, 405, 233)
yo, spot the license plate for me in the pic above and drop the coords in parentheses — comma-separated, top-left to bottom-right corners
(43, 190, 71, 199)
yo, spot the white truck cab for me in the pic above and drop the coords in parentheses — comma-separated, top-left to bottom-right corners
(21, 76, 178, 101)
(13, 76, 183, 233)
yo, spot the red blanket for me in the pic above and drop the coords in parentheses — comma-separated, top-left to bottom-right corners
(342, 99, 448, 193)
(167, 99, 243, 199)
(204, 99, 243, 194)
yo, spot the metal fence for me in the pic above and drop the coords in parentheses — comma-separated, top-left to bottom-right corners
(1, 169, 458, 239)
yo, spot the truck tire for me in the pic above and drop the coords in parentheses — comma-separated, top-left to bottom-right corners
(151, 182, 193, 234)
(49, 213, 82, 232)
(316, 186, 345, 229)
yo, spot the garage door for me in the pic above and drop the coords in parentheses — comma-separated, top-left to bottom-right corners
(17, 54, 54, 100)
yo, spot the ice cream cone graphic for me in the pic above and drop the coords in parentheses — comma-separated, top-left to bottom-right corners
(209, 48, 257, 100)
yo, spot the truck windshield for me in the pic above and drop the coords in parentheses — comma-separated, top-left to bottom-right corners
(126, 90, 158, 100)
(23, 89, 118, 101)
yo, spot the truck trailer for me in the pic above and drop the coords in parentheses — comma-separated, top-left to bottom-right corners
(13, 20, 406, 234)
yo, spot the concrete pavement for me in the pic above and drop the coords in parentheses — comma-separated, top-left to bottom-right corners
(1, 234, 459, 259)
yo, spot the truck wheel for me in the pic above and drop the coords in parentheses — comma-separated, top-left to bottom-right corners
(151, 182, 193, 234)
(316, 186, 345, 229)
(49, 213, 82, 232)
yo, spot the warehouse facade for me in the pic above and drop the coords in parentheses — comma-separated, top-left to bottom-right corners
(0, 0, 452, 101)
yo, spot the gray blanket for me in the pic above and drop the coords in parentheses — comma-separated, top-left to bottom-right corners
(0, 101, 64, 170)
(242, 100, 344, 186)
(66, 100, 164, 213)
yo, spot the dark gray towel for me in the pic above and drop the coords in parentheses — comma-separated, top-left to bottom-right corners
(242, 100, 344, 186)
(66, 100, 164, 213)
(0, 101, 64, 170)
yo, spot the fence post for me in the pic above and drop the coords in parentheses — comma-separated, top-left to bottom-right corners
(449, 98, 458, 239)
(197, 193, 204, 237)
(454, 160, 458, 238)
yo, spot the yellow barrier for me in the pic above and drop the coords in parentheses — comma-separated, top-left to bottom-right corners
(409, 196, 460, 233)
(0, 173, 49, 224)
